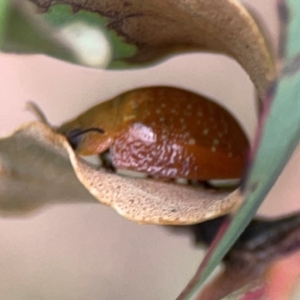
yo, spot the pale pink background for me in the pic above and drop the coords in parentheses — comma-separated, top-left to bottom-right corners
(0, 1, 300, 299)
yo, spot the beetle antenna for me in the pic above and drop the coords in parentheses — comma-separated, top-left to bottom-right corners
(26, 101, 49, 125)
(68, 127, 105, 139)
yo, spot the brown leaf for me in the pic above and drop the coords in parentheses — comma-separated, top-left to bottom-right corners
(0, 121, 242, 224)
(30, 0, 276, 97)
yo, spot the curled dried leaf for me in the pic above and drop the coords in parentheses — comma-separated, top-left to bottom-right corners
(0, 122, 242, 224)
(30, 0, 276, 97)
(0, 122, 96, 216)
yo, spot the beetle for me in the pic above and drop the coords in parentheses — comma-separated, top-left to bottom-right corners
(58, 86, 249, 181)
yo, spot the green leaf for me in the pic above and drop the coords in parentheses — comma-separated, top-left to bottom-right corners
(0, 0, 115, 68)
(0, 0, 10, 47)
(179, 0, 300, 299)
(0, 2, 103, 67)
(41, 4, 136, 67)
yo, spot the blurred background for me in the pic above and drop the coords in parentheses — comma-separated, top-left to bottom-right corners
(1, 0, 300, 299)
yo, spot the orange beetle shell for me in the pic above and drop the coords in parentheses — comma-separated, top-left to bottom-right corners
(59, 87, 249, 180)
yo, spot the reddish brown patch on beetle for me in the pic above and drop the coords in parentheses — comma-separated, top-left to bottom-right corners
(111, 87, 249, 179)
(60, 87, 249, 180)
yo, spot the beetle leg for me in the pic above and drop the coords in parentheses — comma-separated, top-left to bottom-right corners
(187, 180, 218, 189)
(100, 149, 116, 172)
(200, 181, 217, 189)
